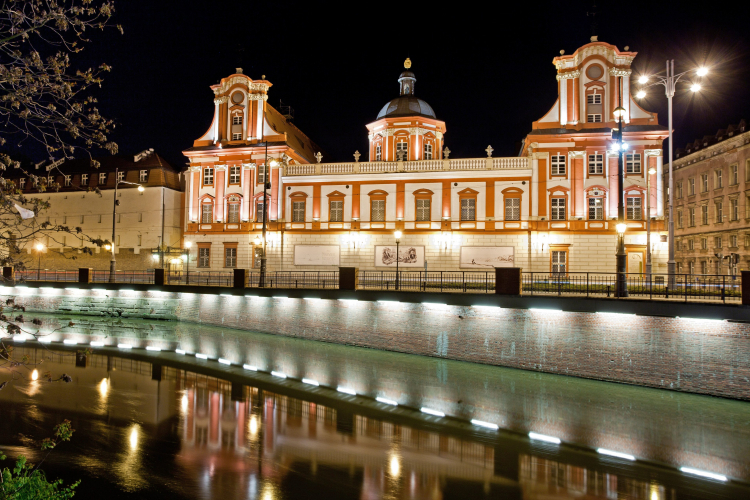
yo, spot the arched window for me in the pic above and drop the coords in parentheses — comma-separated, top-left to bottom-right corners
(227, 195, 241, 223)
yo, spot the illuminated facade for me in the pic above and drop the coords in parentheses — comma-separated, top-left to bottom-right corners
(184, 39, 669, 274)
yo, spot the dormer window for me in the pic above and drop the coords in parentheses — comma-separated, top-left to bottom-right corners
(117, 171, 125, 183)
(19, 178, 25, 189)
(99, 172, 107, 185)
(587, 114, 602, 123)
(375, 145, 382, 161)
(232, 116, 242, 125)
(231, 114, 243, 141)
(396, 141, 408, 160)
(81, 174, 88, 186)
(423, 143, 433, 160)
(139, 170, 148, 183)
(64, 175, 71, 187)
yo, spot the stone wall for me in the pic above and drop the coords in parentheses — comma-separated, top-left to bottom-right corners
(18, 247, 159, 273)
(5, 285, 748, 401)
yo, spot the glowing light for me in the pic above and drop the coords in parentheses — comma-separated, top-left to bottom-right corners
(636, 90, 646, 99)
(620, 142, 629, 151)
(12, 337, 26, 343)
(616, 223, 627, 234)
(680, 467, 727, 482)
(378, 300, 399, 304)
(420, 407, 445, 417)
(129, 427, 138, 450)
(696, 67, 708, 77)
(145, 346, 161, 351)
(613, 106, 626, 118)
(243, 364, 258, 371)
(638, 75, 649, 84)
(271, 371, 287, 379)
(376, 397, 398, 406)
(63, 339, 77, 345)
(529, 308, 562, 313)
(528, 431, 561, 444)
(218, 358, 232, 365)
(220, 293, 232, 297)
(337, 386, 356, 395)
(195, 353, 208, 359)
(302, 378, 319, 386)
(184, 241, 192, 249)
(38, 337, 53, 344)
(422, 302, 447, 307)
(473, 305, 501, 309)
(597, 448, 635, 461)
(304, 297, 322, 301)
(338, 298, 358, 302)
(249, 415, 259, 436)
(394, 230, 402, 240)
(137, 185, 145, 192)
(690, 83, 701, 93)
(31, 369, 39, 381)
(389, 455, 401, 477)
(175, 349, 186, 354)
(117, 343, 132, 349)
(119, 289, 134, 293)
(99, 378, 109, 397)
(35, 243, 44, 252)
(181, 394, 188, 411)
(471, 419, 499, 430)
(272, 296, 288, 300)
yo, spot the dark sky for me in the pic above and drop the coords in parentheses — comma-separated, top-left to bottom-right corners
(71, 1, 750, 167)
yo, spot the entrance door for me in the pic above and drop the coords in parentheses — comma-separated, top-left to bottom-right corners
(627, 251, 643, 274)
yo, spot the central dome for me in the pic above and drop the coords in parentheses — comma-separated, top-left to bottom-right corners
(377, 97, 436, 119)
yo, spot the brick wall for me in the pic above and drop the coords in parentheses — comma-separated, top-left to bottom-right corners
(18, 248, 158, 272)
(6, 286, 749, 401)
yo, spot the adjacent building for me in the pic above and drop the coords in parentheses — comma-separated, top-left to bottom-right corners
(671, 120, 750, 275)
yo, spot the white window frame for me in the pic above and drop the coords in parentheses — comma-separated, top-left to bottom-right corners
(201, 203, 213, 223)
(198, 247, 210, 268)
(99, 172, 107, 185)
(64, 175, 71, 187)
(423, 143, 433, 160)
(117, 171, 125, 183)
(551, 155, 566, 175)
(229, 165, 241, 184)
(227, 203, 240, 223)
(375, 145, 382, 161)
(292, 201, 305, 222)
(588, 197, 603, 220)
(139, 170, 148, 183)
(586, 94, 602, 104)
(460, 198, 476, 221)
(225, 247, 237, 268)
(551, 198, 566, 220)
(416, 198, 430, 222)
(552, 250, 566, 274)
(203, 167, 214, 186)
(626, 197, 642, 220)
(588, 154, 603, 174)
(625, 153, 641, 174)
(330, 199, 343, 222)
(81, 174, 88, 186)
(587, 114, 602, 123)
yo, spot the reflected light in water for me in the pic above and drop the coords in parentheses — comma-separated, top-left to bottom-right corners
(99, 378, 109, 397)
(31, 369, 38, 381)
(389, 454, 400, 477)
(181, 394, 188, 411)
(249, 415, 259, 436)
(129, 426, 138, 451)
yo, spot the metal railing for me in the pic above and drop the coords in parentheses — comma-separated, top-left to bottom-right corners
(358, 271, 495, 293)
(14, 270, 79, 282)
(247, 271, 338, 289)
(522, 272, 742, 303)
(166, 271, 234, 287)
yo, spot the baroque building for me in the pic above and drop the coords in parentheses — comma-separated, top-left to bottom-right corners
(184, 38, 668, 275)
(671, 120, 750, 276)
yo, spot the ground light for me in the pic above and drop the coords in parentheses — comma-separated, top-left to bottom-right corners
(302, 378, 319, 386)
(218, 358, 232, 365)
(337, 386, 356, 395)
(376, 397, 398, 406)
(680, 467, 727, 482)
(195, 353, 208, 359)
(528, 432, 561, 444)
(597, 448, 635, 461)
(420, 407, 445, 417)
(471, 419, 499, 430)
(271, 371, 287, 379)
(243, 364, 258, 371)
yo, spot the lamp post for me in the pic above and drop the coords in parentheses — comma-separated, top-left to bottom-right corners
(394, 230, 402, 290)
(635, 62, 707, 286)
(259, 141, 279, 288)
(646, 166, 657, 281)
(35, 243, 44, 280)
(184, 241, 192, 285)
(616, 223, 627, 295)
(109, 168, 145, 283)
(613, 82, 628, 297)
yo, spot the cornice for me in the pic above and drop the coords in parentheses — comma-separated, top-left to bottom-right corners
(213, 76, 270, 95)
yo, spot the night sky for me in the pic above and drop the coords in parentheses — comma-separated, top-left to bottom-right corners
(53, 1, 750, 167)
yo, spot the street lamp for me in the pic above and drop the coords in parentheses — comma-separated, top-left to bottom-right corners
(184, 241, 192, 285)
(109, 167, 145, 283)
(616, 223, 627, 297)
(635, 62, 708, 285)
(35, 243, 44, 280)
(646, 167, 657, 280)
(613, 93, 628, 297)
(394, 230, 402, 290)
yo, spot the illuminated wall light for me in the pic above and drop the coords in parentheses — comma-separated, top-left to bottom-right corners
(38, 338, 53, 344)
(220, 293, 232, 297)
(376, 397, 398, 406)
(378, 300, 399, 304)
(597, 448, 635, 461)
(271, 371, 287, 379)
(90, 341, 105, 347)
(302, 378, 319, 386)
(473, 305, 501, 309)
(31, 369, 39, 381)
(145, 346, 162, 352)
(243, 364, 258, 371)
(195, 353, 208, 359)
(596, 312, 636, 317)
(119, 289, 134, 293)
(303, 297, 322, 301)
(471, 419, 499, 430)
(422, 302, 447, 307)
(528, 431, 561, 444)
(175, 349, 186, 355)
(12, 337, 26, 343)
(679, 467, 728, 482)
(338, 298, 358, 302)
(678, 317, 725, 323)
(337, 386, 356, 395)
(117, 343, 133, 349)
(528, 308, 562, 313)
(218, 358, 232, 365)
(273, 296, 288, 300)
(63, 339, 77, 345)
(420, 407, 445, 417)
(245, 294, 258, 298)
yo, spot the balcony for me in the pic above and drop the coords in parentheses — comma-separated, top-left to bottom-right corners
(186, 221, 282, 233)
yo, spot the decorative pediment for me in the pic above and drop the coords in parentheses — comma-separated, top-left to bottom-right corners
(368, 189, 389, 197)
(501, 187, 524, 195)
(412, 188, 434, 196)
(546, 185, 570, 193)
(326, 190, 346, 198)
(457, 187, 479, 196)
(289, 191, 309, 198)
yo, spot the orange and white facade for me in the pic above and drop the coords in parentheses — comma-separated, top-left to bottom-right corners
(184, 40, 670, 274)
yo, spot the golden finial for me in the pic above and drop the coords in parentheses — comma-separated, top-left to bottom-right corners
(404, 58, 412, 69)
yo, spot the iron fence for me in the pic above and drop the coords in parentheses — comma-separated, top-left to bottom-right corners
(166, 271, 233, 287)
(358, 271, 495, 293)
(14, 270, 79, 282)
(91, 270, 155, 284)
(247, 271, 338, 289)
(522, 272, 742, 303)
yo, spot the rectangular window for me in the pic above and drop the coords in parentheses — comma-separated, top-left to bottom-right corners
(730, 234, 738, 247)
(701, 173, 708, 192)
(552, 250, 566, 274)
(677, 182, 683, 199)
(138, 213, 143, 222)
(229, 165, 241, 184)
(688, 178, 695, 195)
(423, 143, 433, 160)
(731, 198, 739, 221)
(588, 154, 603, 174)
(203, 167, 214, 186)
(98, 214, 102, 223)
(688, 239, 694, 250)
(201, 203, 213, 223)
(292, 201, 305, 222)
(81, 174, 88, 186)
(505, 198, 520, 221)
(460, 198, 476, 221)
(225, 247, 237, 268)
(551, 198, 566, 220)
(627, 197, 642, 220)
(625, 153, 641, 174)
(330, 200, 343, 222)
(588, 198, 603, 220)
(689, 207, 695, 227)
(257, 165, 266, 184)
(256, 202, 264, 222)
(714, 236, 722, 248)
(701, 205, 708, 225)
(689, 261, 695, 275)
(232, 116, 242, 125)
(396, 142, 408, 160)
(586, 94, 602, 104)
(677, 210, 683, 228)
(715, 170, 723, 189)
(371, 199, 385, 222)
(731, 164, 738, 185)
(117, 171, 125, 183)
(232, 133, 242, 141)
(99, 172, 107, 185)
(64, 175, 71, 187)
(80, 215, 84, 224)
(375, 145, 382, 161)
(19, 178, 25, 189)
(701, 238, 708, 250)
(551, 155, 566, 175)
(416, 199, 430, 221)
(139, 170, 148, 183)
(137, 235, 142, 246)
(198, 247, 210, 268)
(715, 202, 723, 223)
(227, 203, 240, 223)
(587, 114, 602, 123)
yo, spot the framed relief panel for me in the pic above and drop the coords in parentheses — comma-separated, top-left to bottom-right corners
(293, 245, 340, 266)
(459, 246, 514, 268)
(374, 245, 425, 268)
